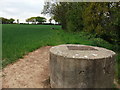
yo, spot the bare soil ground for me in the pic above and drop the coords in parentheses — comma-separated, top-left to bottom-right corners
(2, 46, 52, 88)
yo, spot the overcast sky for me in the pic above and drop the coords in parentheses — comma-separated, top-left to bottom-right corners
(0, 0, 50, 23)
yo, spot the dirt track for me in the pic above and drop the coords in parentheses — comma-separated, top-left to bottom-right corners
(2, 46, 52, 88)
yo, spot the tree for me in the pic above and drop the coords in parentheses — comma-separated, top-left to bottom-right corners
(49, 18, 52, 24)
(9, 18, 15, 24)
(42, 2, 120, 43)
(42, 2, 85, 30)
(26, 17, 36, 24)
(108, 2, 120, 44)
(26, 16, 46, 24)
(66, 2, 85, 32)
(26, 18, 30, 24)
(36, 16, 46, 24)
(42, 2, 69, 29)
(83, 2, 120, 44)
(0, 17, 15, 24)
(0, 17, 8, 24)
(17, 19, 19, 24)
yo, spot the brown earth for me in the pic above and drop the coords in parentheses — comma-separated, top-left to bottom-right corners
(2, 46, 52, 88)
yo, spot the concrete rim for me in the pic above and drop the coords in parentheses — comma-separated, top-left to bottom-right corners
(50, 44, 116, 60)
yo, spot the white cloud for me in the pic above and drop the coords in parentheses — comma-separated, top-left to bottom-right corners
(0, 0, 50, 23)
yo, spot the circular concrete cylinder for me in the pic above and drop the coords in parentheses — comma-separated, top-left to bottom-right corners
(50, 44, 116, 88)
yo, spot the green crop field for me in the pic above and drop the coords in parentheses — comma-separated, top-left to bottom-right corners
(2, 24, 120, 84)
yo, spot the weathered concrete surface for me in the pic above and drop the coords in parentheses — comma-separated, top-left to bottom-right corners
(50, 44, 116, 88)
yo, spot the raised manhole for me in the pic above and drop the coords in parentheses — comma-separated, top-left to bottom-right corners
(50, 44, 116, 88)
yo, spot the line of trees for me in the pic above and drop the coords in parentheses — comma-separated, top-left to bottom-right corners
(26, 16, 46, 24)
(42, 2, 120, 45)
(0, 17, 15, 24)
(0, 16, 47, 24)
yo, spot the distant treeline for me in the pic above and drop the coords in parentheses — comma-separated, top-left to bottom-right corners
(25, 16, 60, 25)
(0, 17, 15, 24)
(26, 16, 46, 24)
(0, 16, 59, 25)
(19, 23, 61, 25)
